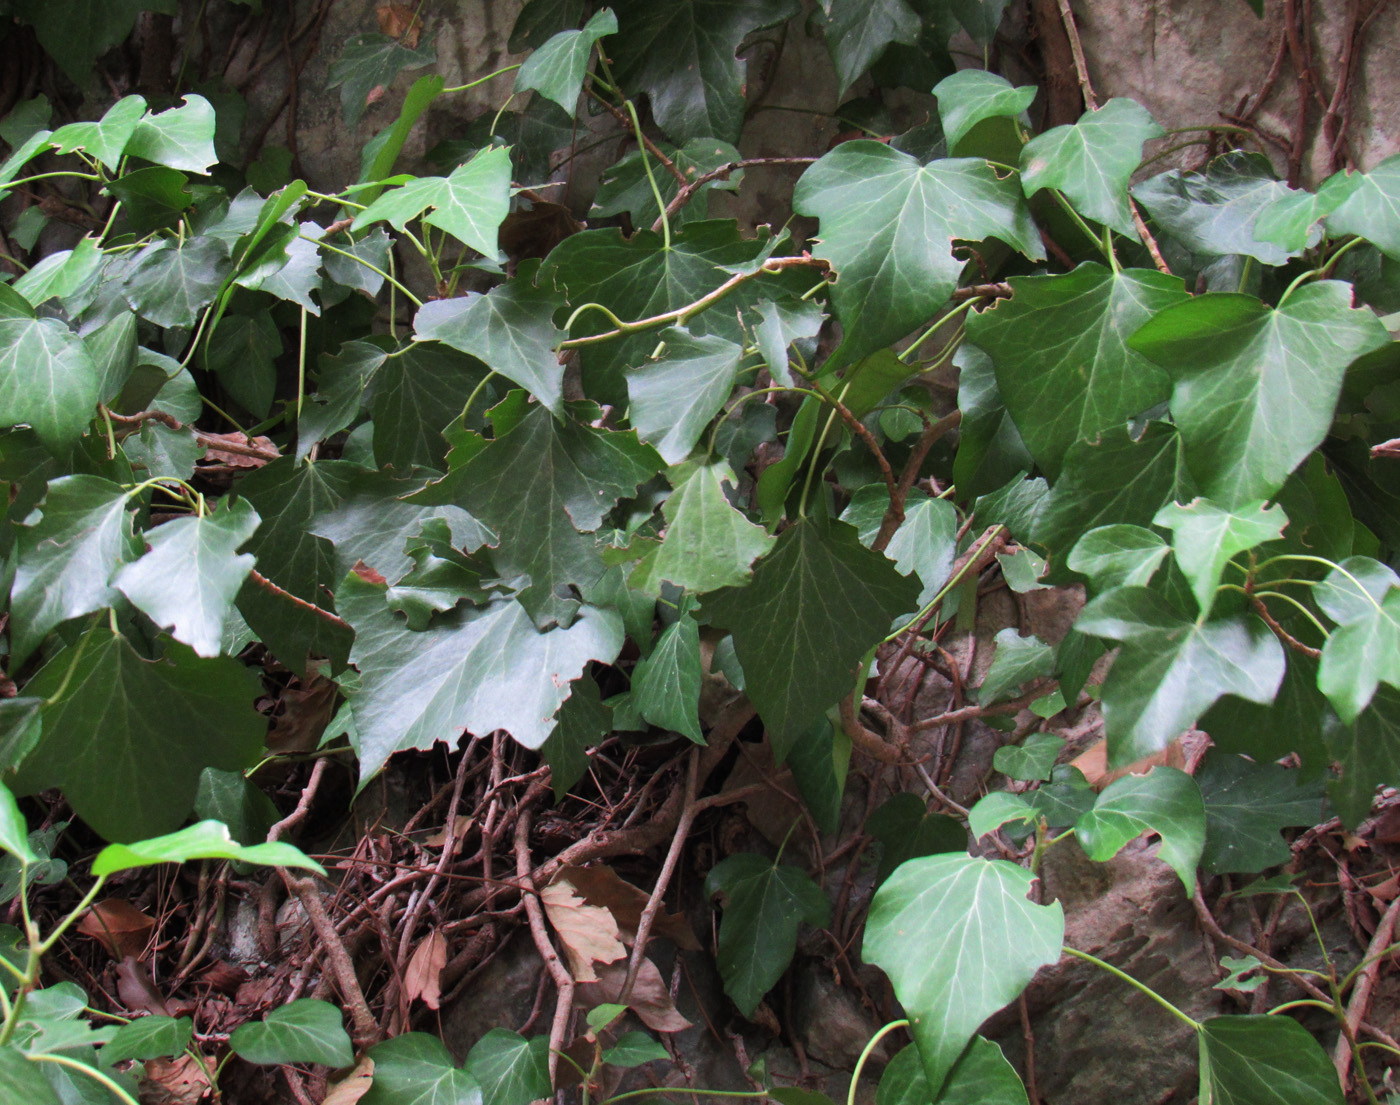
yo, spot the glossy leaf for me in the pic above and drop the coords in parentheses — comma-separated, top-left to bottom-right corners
(1326, 154, 1400, 260)
(230, 999, 353, 1067)
(627, 327, 743, 464)
(0, 1044, 61, 1105)
(1255, 169, 1361, 252)
(591, 138, 743, 228)
(866, 793, 966, 883)
(1315, 557, 1400, 722)
(368, 341, 488, 472)
(1196, 1015, 1344, 1105)
(842, 487, 958, 606)
(932, 71, 1036, 152)
(467, 1029, 551, 1105)
(0, 781, 37, 866)
(877, 1039, 1028, 1105)
(1129, 284, 1388, 507)
(0, 315, 102, 454)
(864, 854, 1063, 1096)
(1075, 765, 1206, 892)
(794, 142, 1042, 365)
(124, 94, 218, 174)
(516, 9, 617, 113)
(363, 1033, 482, 1105)
(48, 95, 146, 172)
(1195, 752, 1326, 874)
(966, 263, 1188, 478)
(1152, 498, 1286, 616)
(703, 518, 920, 742)
(826, 0, 921, 95)
(1067, 525, 1171, 591)
(631, 613, 704, 743)
(704, 853, 830, 1016)
(122, 237, 233, 329)
(993, 732, 1064, 783)
(14, 238, 103, 305)
(92, 820, 326, 876)
(99, 1016, 192, 1063)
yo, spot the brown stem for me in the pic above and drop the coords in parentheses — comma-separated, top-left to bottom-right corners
(585, 86, 687, 185)
(515, 808, 575, 1084)
(1054, 0, 1098, 111)
(1131, 201, 1172, 275)
(908, 682, 1054, 733)
(872, 410, 962, 554)
(1335, 895, 1400, 1083)
(1250, 596, 1322, 660)
(281, 871, 380, 1046)
(247, 570, 352, 631)
(654, 157, 818, 231)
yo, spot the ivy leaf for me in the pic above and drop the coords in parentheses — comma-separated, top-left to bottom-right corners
(17, 627, 263, 841)
(542, 677, 610, 799)
(630, 612, 704, 743)
(1067, 525, 1171, 592)
(877, 1039, 1028, 1105)
(328, 33, 437, 128)
(591, 139, 743, 228)
(8, 0, 171, 88)
(113, 499, 260, 658)
(1255, 169, 1361, 252)
(368, 341, 489, 472)
(842, 487, 958, 606)
(704, 853, 829, 1016)
(627, 328, 743, 464)
(1196, 1016, 1345, 1105)
(321, 227, 392, 297)
(1076, 586, 1285, 764)
(14, 238, 104, 305)
(993, 732, 1064, 783)
(124, 94, 218, 174)
(516, 9, 618, 114)
(363, 1033, 482, 1105)
(104, 166, 193, 233)
(413, 277, 567, 415)
(601, 1032, 669, 1068)
(1204, 653, 1331, 778)
(825, 0, 921, 96)
(1315, 556, 1400, 722)
(608, 0, 801, 143)
(247, 226, 323, 314)
(1074, 765, 1206, 893)
(467, 1029, 552, 1105)
(122, 237, 233, 329)
(794, 143, 1042, 365)
(932, 71, 1036, 151)
(865, 793, 966, 884)
(1195, 752, 1326, 874)
(1032, 422, 1196, 560)
(1152, 498, 1287, 617)
(1020, 100, 1163, 236)
(978, 629, 1054, 705)
(1326, 684, 1400, 828)
(632, 461, 773, 595)
(48, 95, 147, 172)
(230, 999, 353, 1068)
(1132, 152, 1316, 264)
(703, 518, 920, 742)
(9, 476, 141, 666)
(0, 315, 101, 454)
(1129, 283, 1389, 507)
(353, 147, 513, 260)
(337, 572, 624, 782)
(0, 782, 37, 866)
(418, 401, 662, 626)
(99, 1016, 192, 1064)
(1326, 155, 1400, 260)
(967, 264, 1188, 478)
(0, 1043, 62, 1105)
(863, 854, 1063, 1097)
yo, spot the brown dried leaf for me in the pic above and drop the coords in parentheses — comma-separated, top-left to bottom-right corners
(541, 876, 626, 982)
(116, 955, 172, 1016)
(267, 675, 338, 754)
(576, 958, 692, 1033)
(377, 3, 421, 46)
(198, 431, 278, 468)
(500, 200, 585, 263)
(554, 865, 699, 950)
(196, 960, 247, 994)
(405, 929, 448, 1009)
(78, 899, 155, 959)
(324, 1056, 375, 1105)
(1070, 735, 1186, 790)
(141, 1053, 216, 1105)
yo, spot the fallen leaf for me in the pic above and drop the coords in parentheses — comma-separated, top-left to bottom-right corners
(1070, 735, 1186, 790)
(553, 865, 699, 950)
(324, 1056, 375, 1104)
(116, 955, 171, 1016)
(423, 818, 473, 852)
(79, 899, 155, 959)
(141, 1052, 215, 1105)
(198, 431, 278, 468)
(541, 876, 626, 982)
(196, 960, 247, 994)
(576, 958, 692, 1033)
(267, 675, 338, 754)
(377, 3, 421, 46)
(405, 929, 448, 1009)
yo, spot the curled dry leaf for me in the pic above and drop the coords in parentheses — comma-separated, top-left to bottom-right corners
(576, 958, 693, 1033)
(197, 430, 278, 468)
(541, 876, 626, 982)
(405, 928, 448, 1009)
(554, 864, 700, 950)
(77, 898, 155, 958)
(141, 1052, 216, 1105)
(116, 955, 173, 1016)
(324, 1056, 375, 1105)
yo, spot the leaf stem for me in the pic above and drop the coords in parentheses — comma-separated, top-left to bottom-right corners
(307, 234, 423, 308)
(25, 1053, 141, 1105)
(2, 170, 102, 189)
(899, 298, 977, 364)
(1051, 189, 1114, 265)
(625, 99, 670, 251)
(883, 526, 1008, 644)
(1277, 235, 1366, 307)
(1063, 947, 1201, 1028)
(441, 63, 522, 94)
(849, 1019, 910, 1105)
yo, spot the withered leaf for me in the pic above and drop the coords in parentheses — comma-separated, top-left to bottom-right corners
(78, 899, 155, 959)
(405, 929, 448, 1009)
(541, 876, 626, 982)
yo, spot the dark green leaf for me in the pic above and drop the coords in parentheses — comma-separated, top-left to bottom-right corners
(825, 0, 921, 96)
(966, 263, 1188, 478)
(866, 792, 965, 883)
(511, 0, 587, 50)
(543, 677, 610, 799)
(1153, 498, 1287, 616)
(205, 313, 280, 419)
(842, 486, 958, 606)
(864, 855, 1063, 1097)
(932, 71, 1036, 152)
(794, 143, 1041, 364)
(1326, 684, 1400, 827)
(1196, 1015, 1344, 1105)
(122, 237, 233, 329)
(878, 1039, 1028, 1105)
(194, 767, 280, 845)
(467, 1029, 552, 1105)
(321, 227, 392, 297)
(99, 1016, 192, 1064)
(230, 999, 353, 1068)
(628, 327, 742, 464)
(0, 316, 101, 454)
(124, 94, 218, 174)
(368, 341, 489, 472)
(122, 421, 202, 483)
(363, 1033, 483, 1105)
(631, 613, 704, 743)
(978, 629, 1054, 705)
(1202, 653, 1331, 777)
(1075, 765, 1206, 892)
(703, 518, 920, 743)
(704, 852, 830, 1016)
(591, 139, 743, 229)
(328, 33, 437, 128)
(18, 628, 264, 841)
(8, 0, 169, 87)
(952, 344, 1033, 499)
(104, 166, 193, 233)
(1196, 752, 1326, 874)
(516, 9, 617, 114)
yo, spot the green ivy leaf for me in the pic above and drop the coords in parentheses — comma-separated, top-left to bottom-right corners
(247, 225, 323, 314)
(1067, 525, 1171, 592)
(48, 95, 147, 172)
(842, 486, 958, 606)
(99, 1016, 192, 1064)
(337, 572, 623, 781)
(124, 94, 218, 174)
(1196, 1015, 1345, 1105)
(413, 277, 567, 415)
(703, 518, 920, 742)
(122, 236, 233, 329)
(993, 732, 1064, 783)
(1326, 155, 1400, 260)
(92, 819, 323, 875)
(104, 166, 193, 233)
(13, 238, 104, 305)
(967, 264, 1188, 479)
(113, 498, 260, 657)
(368, 341, 489, 472)
(542, 677, 610, 799)
(704, 852, 829, 1016)
(877, 1039, 1028, 1105)
(1020, 100, 1162, 236)
(9, 475, 141, 666)
(0, 315, 102, 455)
(864, 854, 1063, 1097)
(1153, 498, 1287, 617)
(631, 461, 774, 595)
(600, 1030, 668, 1068)
(8, 0, 170, 87)
(608, 0, 801, 143)
(1195, 752, 1326, 874)
(627, 327, 742, 464)
(978, 629, 1054, 705)
(866, 792, 966, 883)
(932, 71, 1036, 152)
(1315, 556, 1400, 722)
(591, 139, 743, 229)
(0, 1043, 61, 1105)
(195, 767, 280, 845)
(363, 1032, 483, 1105)
(1326, 683, 1400, 828)
(826, 0, 921, 96)
(205, 312, 280, 419)
(951, 345, 1032, 499)
(18, 628, 264, 841)
(328, 33, 438, 128)
(516, 8, 618, 114)
(353, 147, 513, 260)
(794, 143, 1042, 365)
(1074, 765, 1206, 893)
(467, 1029, 552, 1105)
(631, 612, 704, 743)
(1254, 169, 1361, 252)
(1203, 653, 1331, 778)
(1076, 586, 1285, 764)
(0, 781, 37, 866)
(230, 999, 353, 1068)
